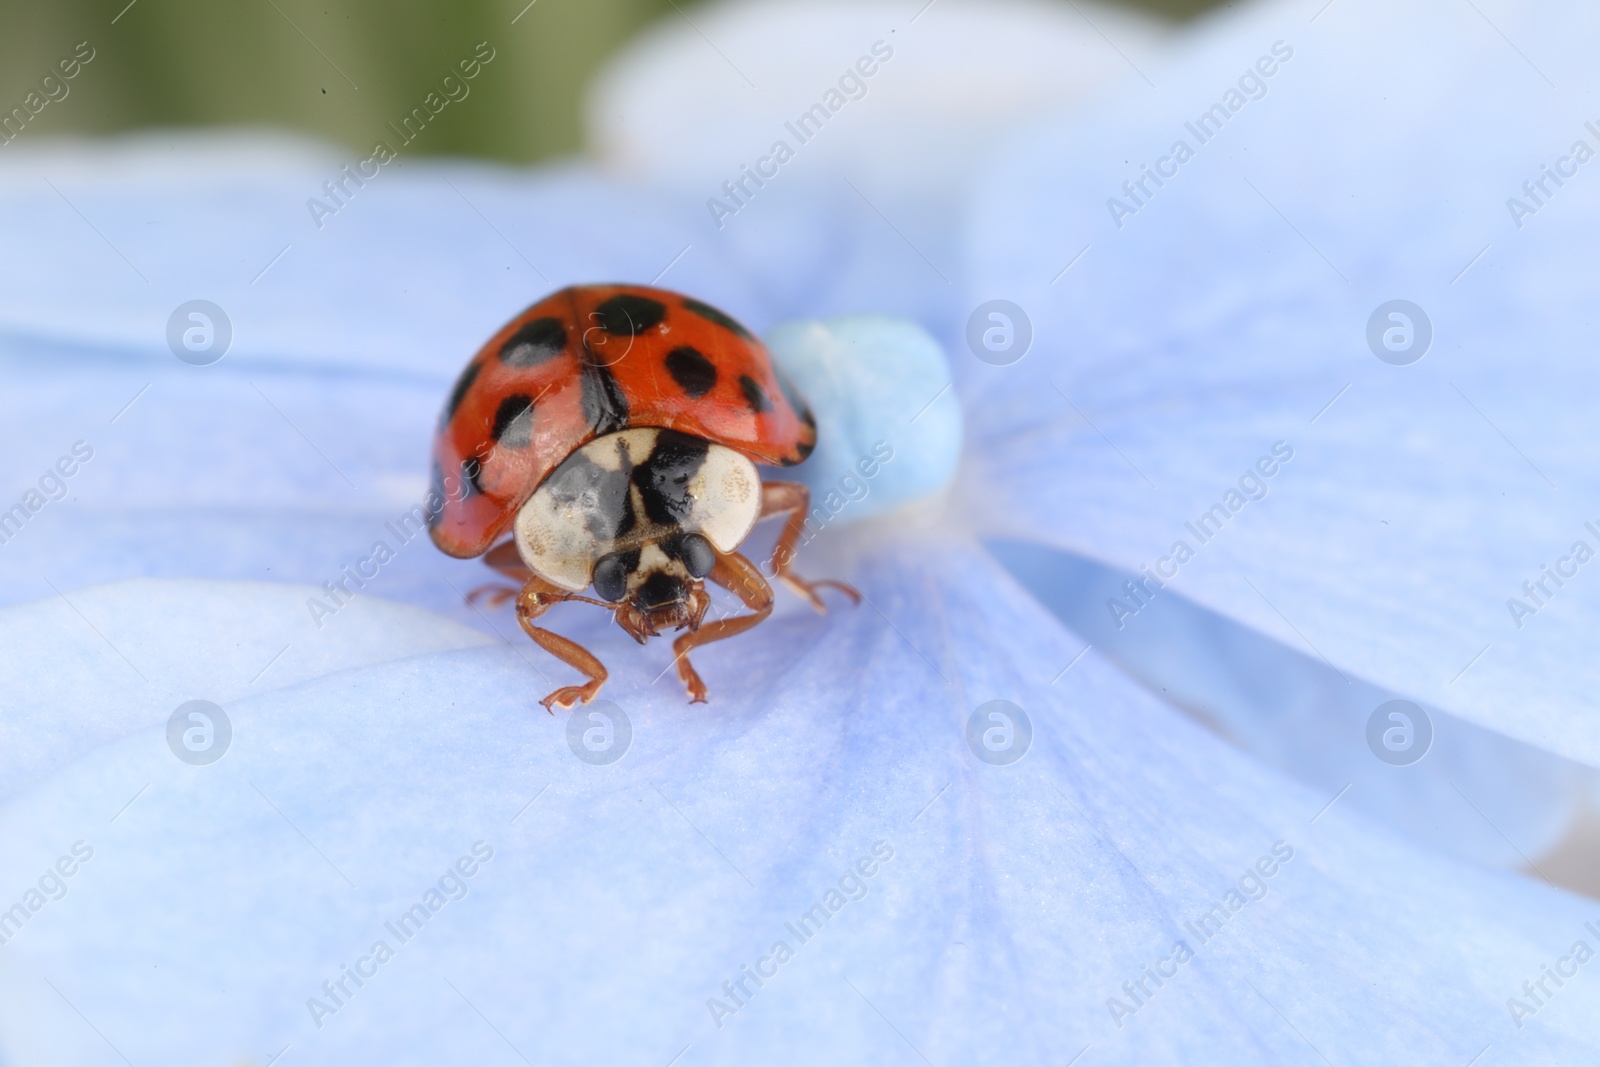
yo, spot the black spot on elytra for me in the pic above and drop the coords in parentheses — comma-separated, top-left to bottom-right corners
(665, 346, 718, 398)
(498, 317, 567, 367)
(593, 293, 666, 336)
(592, 549, 638, 602)
(638, 571, 687, 610)
(491, 394, 534, 448)
(544, 448, 635, 541)
(443, 362, 480, 425)
(682, 297, 753, 340)
(635, 430, 709, 526)
(739, 374, 771, 415)
(580, 364, 630, 435)
(793, 438, 815, 463)
(461, 455, 484, 495)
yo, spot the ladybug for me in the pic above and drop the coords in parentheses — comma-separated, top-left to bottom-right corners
(429, 284, 858, 710)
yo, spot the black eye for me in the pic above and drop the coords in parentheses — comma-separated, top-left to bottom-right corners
(592, 552, 631, 602)
(674, 533, 717, 579)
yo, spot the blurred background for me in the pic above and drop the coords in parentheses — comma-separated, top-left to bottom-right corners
(0, 0, 1222, 164)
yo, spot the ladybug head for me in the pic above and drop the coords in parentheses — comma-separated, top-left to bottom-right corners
(597, 533, 716, 643)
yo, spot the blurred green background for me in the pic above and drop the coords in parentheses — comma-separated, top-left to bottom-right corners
(0, 0, 1220, 163)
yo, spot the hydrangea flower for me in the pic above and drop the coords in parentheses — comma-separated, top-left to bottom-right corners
(1, 0, 1599, 1064)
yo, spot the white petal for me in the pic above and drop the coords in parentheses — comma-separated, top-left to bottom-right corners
(587, 0, 1170, 202)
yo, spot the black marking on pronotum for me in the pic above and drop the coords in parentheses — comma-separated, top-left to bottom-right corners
(491, 394, 535, 448)
(593, 294, 666, 336)
(682, 297, 754, 340)
(580, 365, 630, 435)
(443, 362, 480, 424)
(739, 374, 772, 414)
(634, 429, 709, 526)
(499, 317, 567, 367)
(665, 346, 718, 398)
(544, 447, 636, 541)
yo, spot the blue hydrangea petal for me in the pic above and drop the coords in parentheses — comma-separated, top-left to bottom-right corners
(966, 0, 1600, 770)
(0, 579, 491, 806)
(1, 555, 1598, 1065)
(989, 538, 1600, 873)
(0, 145, 962, 613)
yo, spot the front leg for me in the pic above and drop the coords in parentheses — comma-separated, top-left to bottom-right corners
(672, 551, 774, 704)
(468, 540, 534, 608)
(515, 575, 609, 712)
(758, 481, 861, 612)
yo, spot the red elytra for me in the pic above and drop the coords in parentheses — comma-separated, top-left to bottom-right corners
(428, 284, 817, 560)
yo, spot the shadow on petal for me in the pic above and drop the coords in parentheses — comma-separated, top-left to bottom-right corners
(989, 537, 1600, 897)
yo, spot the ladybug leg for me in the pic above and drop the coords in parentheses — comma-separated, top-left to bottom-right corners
(757, 481, 861, 613)
(514, 575, 609, 713)
(468, 540, 533, 608)
(671, 551, 775, 704)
